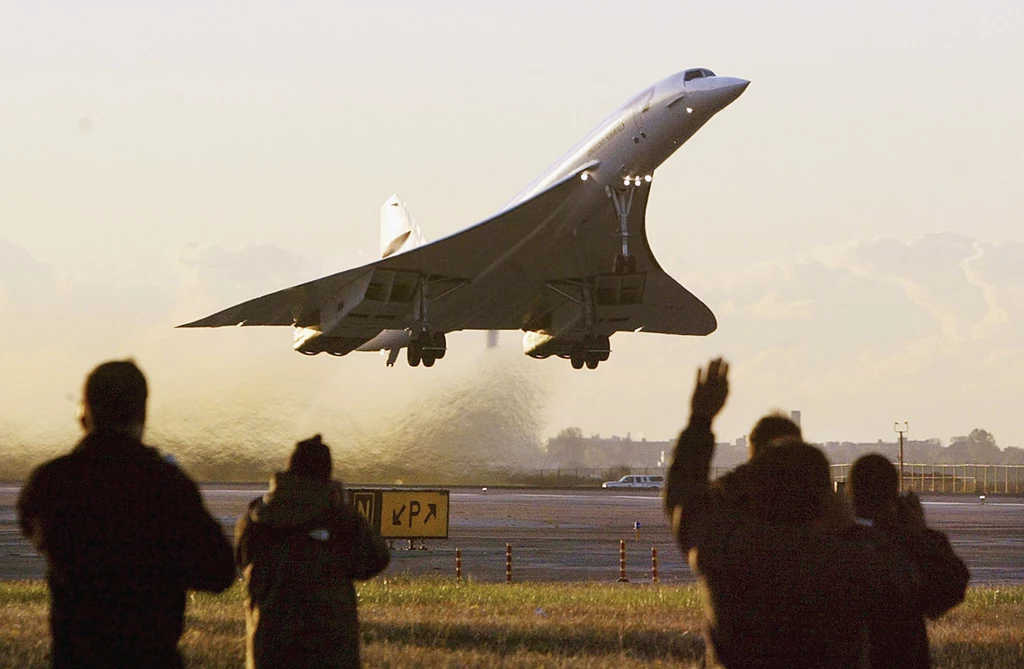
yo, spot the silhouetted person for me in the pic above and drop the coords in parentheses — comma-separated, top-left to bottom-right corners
(848, 454, 969, 668)
(236, 434, 391, 669)
(713, 412, 803, 512)
(17, 360, 236, 669)
(664, 358, 917, 669)
(748, 413, 802, 458)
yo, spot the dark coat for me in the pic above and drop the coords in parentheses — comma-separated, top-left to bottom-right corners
(235, 472, 391, 669)
(665, 418, 919, 669)
(847, 520, 969, 669)
(17, 430, 236, 669)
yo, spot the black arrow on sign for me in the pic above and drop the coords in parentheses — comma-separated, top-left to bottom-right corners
(391, 504, 406, 525)
(424, 504, 437, 524)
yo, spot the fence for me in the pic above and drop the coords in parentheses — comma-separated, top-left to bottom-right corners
(527, 464, 1024, 494)
(830, 463, 1024, 495)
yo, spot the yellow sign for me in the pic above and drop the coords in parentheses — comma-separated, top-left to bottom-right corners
(379, 490, 449, 538)
(351, 491, 376, 524)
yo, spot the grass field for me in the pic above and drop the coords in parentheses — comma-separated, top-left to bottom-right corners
(2, 579, 1023, 668)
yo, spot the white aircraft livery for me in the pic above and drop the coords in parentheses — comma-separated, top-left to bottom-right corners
(179, 69, 749, 369)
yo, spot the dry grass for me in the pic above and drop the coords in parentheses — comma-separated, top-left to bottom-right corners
(1, 580, 1022, 668)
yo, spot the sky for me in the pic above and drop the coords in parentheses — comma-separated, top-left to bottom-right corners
(2, 1, 1024, 468)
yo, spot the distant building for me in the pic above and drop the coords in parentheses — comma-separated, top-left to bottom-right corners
(791, 410, 801, 428)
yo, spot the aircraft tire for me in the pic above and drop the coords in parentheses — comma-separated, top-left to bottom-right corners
(422, 355, 435, 367)
(407, 344, 421, 367)
(571, 356, 584, 369)
(585, 358, 599, 370)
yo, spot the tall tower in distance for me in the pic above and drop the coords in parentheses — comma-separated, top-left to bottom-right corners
(791, 410, 802, 428)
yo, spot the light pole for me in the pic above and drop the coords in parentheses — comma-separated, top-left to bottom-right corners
(894, 422, 909, 492)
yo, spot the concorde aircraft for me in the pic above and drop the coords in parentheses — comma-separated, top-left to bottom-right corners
(178, 69, 749, 369)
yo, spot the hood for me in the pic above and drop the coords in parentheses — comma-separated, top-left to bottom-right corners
(250, 471, 333, 528)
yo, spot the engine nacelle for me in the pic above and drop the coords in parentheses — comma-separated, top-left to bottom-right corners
(522, 332, 611, 360)
(355, 329, 413, 352)
(293, 328, 367, 357)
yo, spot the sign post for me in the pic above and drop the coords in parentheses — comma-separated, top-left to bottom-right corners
(894, 422, 909, 492)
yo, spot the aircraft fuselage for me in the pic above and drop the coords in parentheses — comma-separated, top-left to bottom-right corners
(506, 70, 749, 210)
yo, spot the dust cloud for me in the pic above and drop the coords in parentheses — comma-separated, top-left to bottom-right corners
(0, 348, 551, 484)
(158, 348, 551, 483)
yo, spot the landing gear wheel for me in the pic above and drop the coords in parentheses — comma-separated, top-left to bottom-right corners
(585, 357, 599, 370)
(407, 344, 421, 367)
(416, 332, 446, 365)
(570, 341, 587, 369)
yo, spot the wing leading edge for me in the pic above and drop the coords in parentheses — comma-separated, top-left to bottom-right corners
(177, 163, 598, 332)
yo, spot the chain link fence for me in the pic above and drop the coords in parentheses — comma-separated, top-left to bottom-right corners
(523, 464, 1024, 494)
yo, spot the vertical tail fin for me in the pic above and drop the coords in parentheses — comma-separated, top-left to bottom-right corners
(380, 194, 427, 259)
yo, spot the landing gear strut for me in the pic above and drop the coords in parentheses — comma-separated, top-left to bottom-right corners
(406, 276, 447, 367)
(608, 185, 638, 274)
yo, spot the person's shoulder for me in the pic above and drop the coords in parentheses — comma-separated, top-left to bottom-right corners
(139, 447, 204, 493)
(719, 462, 754, 484)
(24, 452, 78, 485)
(711, 462, 757, 504)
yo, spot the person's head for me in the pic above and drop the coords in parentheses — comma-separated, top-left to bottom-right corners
(287, 434, 332, 482)
(79, 360, 148, 437)
(751, 440, 833, 525)
(848, 453, 899, 522)
(748, 413, 802, 459)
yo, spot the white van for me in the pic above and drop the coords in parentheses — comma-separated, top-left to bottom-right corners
(601, 474, 664, 489)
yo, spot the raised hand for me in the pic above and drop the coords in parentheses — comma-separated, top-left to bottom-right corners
(691, 357, 729, 421)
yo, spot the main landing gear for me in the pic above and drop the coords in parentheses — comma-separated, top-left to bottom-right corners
(407, 332, 447, 367)
(608, 184, 638, 274)
(569, 335, 610, 370)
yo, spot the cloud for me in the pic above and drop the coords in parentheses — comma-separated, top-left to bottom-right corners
(693, 232, 1024, 445)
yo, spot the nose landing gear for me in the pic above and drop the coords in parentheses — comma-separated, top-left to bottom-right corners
(608, 184, 639, 274)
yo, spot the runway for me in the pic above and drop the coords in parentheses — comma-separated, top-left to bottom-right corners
(1, 485, 1021, 583)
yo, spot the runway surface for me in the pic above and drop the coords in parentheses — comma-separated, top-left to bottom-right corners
(1, 485, 1021, 584)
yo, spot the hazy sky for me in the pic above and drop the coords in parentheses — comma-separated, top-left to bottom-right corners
(3, 1, 1023, 461)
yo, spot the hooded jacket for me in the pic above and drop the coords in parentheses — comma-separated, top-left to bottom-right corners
(235, 472, 390, 669)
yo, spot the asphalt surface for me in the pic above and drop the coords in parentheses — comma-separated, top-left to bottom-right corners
(1, 485, 1021, 584)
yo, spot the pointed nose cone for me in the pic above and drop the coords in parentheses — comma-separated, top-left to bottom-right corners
(714, 77, 750, 107)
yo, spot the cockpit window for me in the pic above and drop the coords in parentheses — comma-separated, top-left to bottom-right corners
(683, 68, 717, 82)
